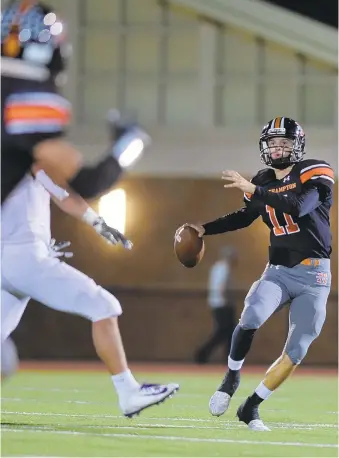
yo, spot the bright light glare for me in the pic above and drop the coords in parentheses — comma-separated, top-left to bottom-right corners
(119, 139, 144, 168)
(98, 189, 126, 234)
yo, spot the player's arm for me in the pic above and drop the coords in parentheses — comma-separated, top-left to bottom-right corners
(252, 165, 334, 217)
(252, 184, 321, 217)
(67, 113, 150, 199)
(202, 205, 260, 236)
(193, 175, 263, 236)
(5, 93, 149, 200)
(33, 169, 132, 250)
(33, 138, 121, 198)
(33, 117, 150, 200)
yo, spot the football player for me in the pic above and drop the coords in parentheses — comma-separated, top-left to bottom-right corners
(181, 117, 334, 431)
(1, 239, 73, 381)
(1, 0, 179, 416)
(1, 0, 150, 204)
(1, 169, 179, 415)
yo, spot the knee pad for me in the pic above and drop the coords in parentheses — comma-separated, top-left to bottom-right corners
(240, 304, 264, 330)
(89, 287, 122, 322)
(285, 326, 320, 365)
(1, 337, 19, 379)
(286, 349, 302, 365)
(241, 279, 285, 330)
(286, 339, 310, 365)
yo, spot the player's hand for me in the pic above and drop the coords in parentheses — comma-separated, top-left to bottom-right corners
(222, 170, 256, 194)
(107, 109, 151, 168)
(49, 239, 73, 258)
(177, 223, 205, 238)
(93, 216, 133, 250)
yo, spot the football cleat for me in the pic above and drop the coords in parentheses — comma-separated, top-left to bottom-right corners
(236, 396, 271, 431)
(120, 382, 179, 418)
(209, 391, 231, 417)
(209, 369, 240, 416)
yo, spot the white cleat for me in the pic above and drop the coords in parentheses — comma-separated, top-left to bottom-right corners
(248, 419, 271, 431)
(209, 391, 231, 417)
(120, 383, 179, 418)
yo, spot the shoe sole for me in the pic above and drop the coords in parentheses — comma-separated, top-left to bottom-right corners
(209, 392, 231, 417)
(124, 387, 179, 418)
(248, 420, 271, 432)
(236, 405, 270, 431)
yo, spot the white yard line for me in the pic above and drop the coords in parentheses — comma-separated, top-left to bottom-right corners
(2, 410, 337, 429)
(2, 426, 337, 449)
(0, 421, 317, 431)
(22, 387, 92, 393)
(2, 397, 100, 405)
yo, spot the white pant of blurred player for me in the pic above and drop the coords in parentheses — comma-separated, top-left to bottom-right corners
(1, 337, 19, 380)
(1, 240, 180, 417)
(1, 174, 179, 416)
(1, 239, 122, 375)
(1, 240, 179, 416)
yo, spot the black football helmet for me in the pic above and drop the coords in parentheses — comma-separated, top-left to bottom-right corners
(1, 0, 71, 83)
(259, 117, 306, 170)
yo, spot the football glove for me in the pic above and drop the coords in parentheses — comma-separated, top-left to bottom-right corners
(93, 217, 133, 250)
(49, 239, 73, 258)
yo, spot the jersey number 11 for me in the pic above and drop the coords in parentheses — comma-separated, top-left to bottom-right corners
(266, 205, 300, 236)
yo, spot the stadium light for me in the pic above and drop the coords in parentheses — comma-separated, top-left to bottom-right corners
(98, 188, 126, 234)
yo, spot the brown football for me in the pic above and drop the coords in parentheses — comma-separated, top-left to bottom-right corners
(174, 225, 205, 268)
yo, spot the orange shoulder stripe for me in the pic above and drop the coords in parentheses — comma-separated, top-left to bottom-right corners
(300, 167, 334, 184)
(5, 104, 70, 123)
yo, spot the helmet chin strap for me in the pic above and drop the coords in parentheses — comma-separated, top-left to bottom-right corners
(272, 162, 292, 170)
(270, 150, 293, 170)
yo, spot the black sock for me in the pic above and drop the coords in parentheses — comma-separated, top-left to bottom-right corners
(230, 325, 257, 361)
(218, 368, 240, 395)
(247, 392, 264, 407)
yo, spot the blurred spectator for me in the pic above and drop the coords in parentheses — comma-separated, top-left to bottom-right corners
(195, 246, 237, 364)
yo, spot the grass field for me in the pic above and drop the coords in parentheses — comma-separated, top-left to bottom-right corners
(1, 364, 338, 457)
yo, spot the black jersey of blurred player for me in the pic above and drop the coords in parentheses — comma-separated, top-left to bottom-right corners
(1, 1, 70, 203)
(244, 159, 334, 267)
(1, 76, 70, 203)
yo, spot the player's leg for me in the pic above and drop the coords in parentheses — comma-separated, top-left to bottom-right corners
(236, 261, 330, 431)
(1, 242, 179, 416)
(209, 265, 290, 416)
(1, 337, 19, 381)
(1, 288, 30, 343)
(1, 289, 30, 381)
(2, 242, 129, 374)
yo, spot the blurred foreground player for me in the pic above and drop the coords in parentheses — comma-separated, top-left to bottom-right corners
(1, 238, 73, 381)
(1, 0, 179, 416)
(1, 0, 149, 203)
(1, 171, 179, 415)
(183, 117, 334, 430)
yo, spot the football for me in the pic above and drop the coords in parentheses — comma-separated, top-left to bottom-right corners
(174, 225, 205, 268)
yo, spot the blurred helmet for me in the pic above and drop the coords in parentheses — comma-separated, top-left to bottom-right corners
(1, 0, 71, 83)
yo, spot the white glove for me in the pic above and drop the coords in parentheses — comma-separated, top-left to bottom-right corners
(81, 208, 133, 250)
(49, 239, 74, 258)
(93, 217, 133, 250)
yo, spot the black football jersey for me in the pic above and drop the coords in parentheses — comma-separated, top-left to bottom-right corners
(1, 76, 71, 204)
(244, 159, 334, 266)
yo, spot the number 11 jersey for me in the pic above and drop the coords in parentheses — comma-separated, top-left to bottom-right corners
(244, 159, 334, 267)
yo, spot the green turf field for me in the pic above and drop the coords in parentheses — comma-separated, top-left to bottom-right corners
(1, 369, 338, 457)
